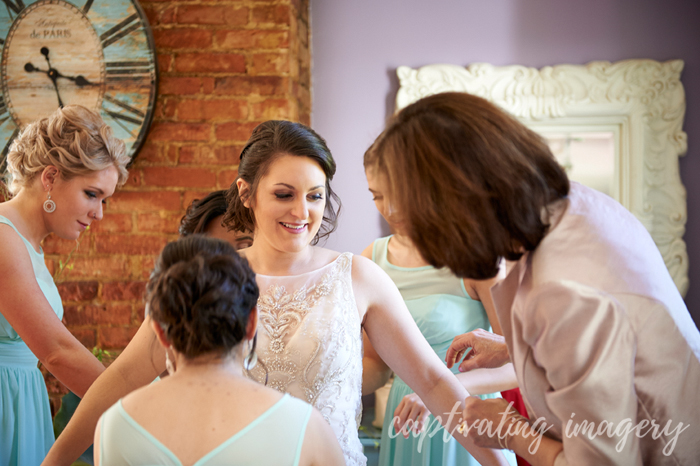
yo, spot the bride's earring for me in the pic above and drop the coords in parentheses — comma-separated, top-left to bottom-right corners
(165, 348, 176, 375)
(243, 333, 258, 370)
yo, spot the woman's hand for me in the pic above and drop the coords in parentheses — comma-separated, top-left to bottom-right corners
(460, 396, 564, 466)
(446, 328, 510, 372)
(460, 397, 523, 449)
(393, 393, 430, 437)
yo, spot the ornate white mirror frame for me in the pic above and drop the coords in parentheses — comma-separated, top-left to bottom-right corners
(396, 60, 689, 295)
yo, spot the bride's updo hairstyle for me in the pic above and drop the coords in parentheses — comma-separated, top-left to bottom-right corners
(5, 105, 129, 194)
(223, 120, 341, 245)
(146, 235, 259, 359)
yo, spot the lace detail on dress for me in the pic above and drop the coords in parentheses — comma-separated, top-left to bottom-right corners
(247, 253, 366, 466)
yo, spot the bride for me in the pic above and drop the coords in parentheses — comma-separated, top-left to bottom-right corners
(43, 120, 511, 466)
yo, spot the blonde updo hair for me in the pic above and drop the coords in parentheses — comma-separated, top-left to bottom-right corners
(5, 105, 129, 194)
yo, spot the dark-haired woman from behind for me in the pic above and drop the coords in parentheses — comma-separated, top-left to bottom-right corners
(94, 235, 343, 466)
(179, 190, 253, 250)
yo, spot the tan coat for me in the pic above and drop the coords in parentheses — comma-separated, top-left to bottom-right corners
(492, 182, 700, 465)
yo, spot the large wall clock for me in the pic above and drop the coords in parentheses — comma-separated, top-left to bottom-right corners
(0, 0, 157, 173)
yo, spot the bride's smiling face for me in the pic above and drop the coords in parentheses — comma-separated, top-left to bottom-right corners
(244, 154, 327, 254)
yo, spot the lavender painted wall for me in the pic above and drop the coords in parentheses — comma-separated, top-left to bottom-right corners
(310, 0, 700, 327)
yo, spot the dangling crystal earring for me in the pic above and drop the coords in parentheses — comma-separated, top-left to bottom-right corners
(165, 348, 176, 375)
(243, 333, 258, 370)
(43, 190, 56, 213)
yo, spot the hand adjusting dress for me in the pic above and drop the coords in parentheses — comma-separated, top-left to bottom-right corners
(246, 252, 365, 466)
(0, 216, 64, 466)
(372, 236, 516, 466)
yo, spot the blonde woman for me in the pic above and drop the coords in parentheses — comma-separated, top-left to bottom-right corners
(0, 106, 129, 466)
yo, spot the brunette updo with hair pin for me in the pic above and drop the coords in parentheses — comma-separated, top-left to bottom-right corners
(222, 120, 341, 245)
(146, 235, 259, 359)
(5, 105, 129, 194)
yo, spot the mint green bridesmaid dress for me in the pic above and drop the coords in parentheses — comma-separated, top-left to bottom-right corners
(0, 216, 63, 466)
(372, 236, 515, 466)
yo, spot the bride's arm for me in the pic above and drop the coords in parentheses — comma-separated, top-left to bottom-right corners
(42, 317, 165, 466)
(352, 255, 509, 466)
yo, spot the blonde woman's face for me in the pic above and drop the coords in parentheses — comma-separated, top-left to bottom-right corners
(45, 166, 119, 240)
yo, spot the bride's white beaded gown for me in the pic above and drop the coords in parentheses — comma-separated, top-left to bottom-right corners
(246, 252, 366, 466)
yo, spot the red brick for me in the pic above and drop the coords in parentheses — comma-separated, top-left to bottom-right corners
(135, 304, 146, 323)
(148, 122, 210, 142)
(109, 191, 182, 212)
(182, 191, 215, 212)
(202, 78, 215, 94)
(42, 235, 83, 255)
(69, 328, 97, 349)
(99, 326, 139, 349)
(136, 212, 182, 233)
(174, 53, 246, 73)
(215, 29, 288, 49)
(142, 4, 158, 25)
(177, 99, 248, 121)
(251, 98, 291, 120)
(214, 76, 286, 96)
(58, 257, 131, 280)
(176, 5, 248, 26)
(133, 144, 175, 165)
(57, 281, 99, 301)
(180, 144, 244, 165)
(95, 234, 168, 255)
(143, 167, 216, 188)
(123, 170, 142, 188)
(160, 98, 178, 119)
(89, 213, 132, 234)
(65, 303, 132, 326)
(218, 169, 240, 190)
(102, 281, 148, 301)
(157, 54, 172, 73)
(160, 77, 204, 95)
(153, 28, 212, 49)
(252, 4, 290, 25)
(45, 259, 55, 276)
(140, 257, 156, 280)
(142, 4, 176, 24)
(251, 52, 289, 74)
(160, 5, 177, 23)
(215, 121, 260, 141)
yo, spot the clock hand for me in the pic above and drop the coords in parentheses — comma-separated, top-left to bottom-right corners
(39, 48, 64, 108)
(26, 63, 95, 87)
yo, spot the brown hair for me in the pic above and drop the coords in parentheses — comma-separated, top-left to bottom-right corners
(365, 92, 569, 279)
(179, 190, 228, 236)
(222, 120, 340, 245)
(146, 235, 259, 359)
(5, 105, 129, 194)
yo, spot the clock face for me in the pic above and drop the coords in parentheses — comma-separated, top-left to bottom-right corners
(0, 0, 157, 172)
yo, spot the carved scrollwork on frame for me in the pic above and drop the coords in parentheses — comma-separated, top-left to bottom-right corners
(396, 60, 688, 295)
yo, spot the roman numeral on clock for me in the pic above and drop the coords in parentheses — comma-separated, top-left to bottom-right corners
(103, 95, 144, 137)
(105, 60, 152, 82)
(100, 13, 140, 49)
(2, 0, 24, 15)
(0, 95, 11, 127)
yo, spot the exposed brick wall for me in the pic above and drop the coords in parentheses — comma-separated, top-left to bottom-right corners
(42, 0, 311, 414)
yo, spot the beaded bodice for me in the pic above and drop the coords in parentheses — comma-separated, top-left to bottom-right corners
(246, 252, 365, 466)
